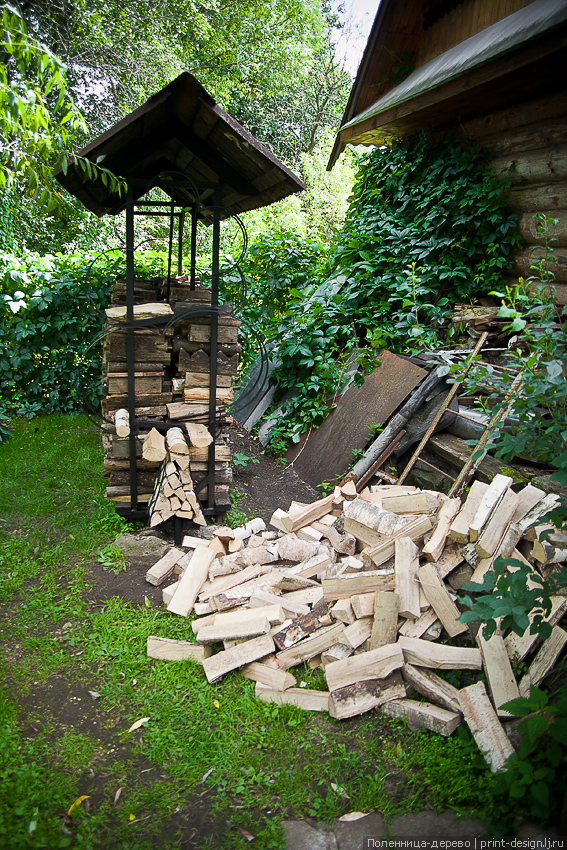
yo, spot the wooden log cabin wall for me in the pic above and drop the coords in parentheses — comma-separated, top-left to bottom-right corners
(330, 0, 567, 307)
(459, 92, 567, 307)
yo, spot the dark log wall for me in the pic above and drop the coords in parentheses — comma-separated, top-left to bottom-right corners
(459, 91, 567, 305)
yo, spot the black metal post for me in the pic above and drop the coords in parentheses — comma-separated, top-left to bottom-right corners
(207, 188, 220, 511)
(190, 202, 197, 290)
(125, 186, 138, 513)
(166, 200, 175, 301)
(178, 210, 185, 276)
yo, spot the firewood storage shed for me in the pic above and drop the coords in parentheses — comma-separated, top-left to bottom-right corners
(56, 72, 305, 538)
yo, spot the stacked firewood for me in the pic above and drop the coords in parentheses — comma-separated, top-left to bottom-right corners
(450, 304, 510, 346)
(100, 276, 239, 513)
(146, 479, 567, 773)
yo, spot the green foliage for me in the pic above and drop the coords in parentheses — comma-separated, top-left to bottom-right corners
(232, 451, 260, 470)
(458, 558, 550, 642)
(0, 3, 87, 209)
(0, 251, 118, 415)
(252, 132, 519, 449)
(97, 543, 128, 574)
(493, 686, 567, 824)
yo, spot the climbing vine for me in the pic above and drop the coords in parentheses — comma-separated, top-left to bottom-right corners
(256, 131, 521, 449)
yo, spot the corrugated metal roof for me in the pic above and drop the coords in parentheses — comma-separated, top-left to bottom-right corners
(55, 72, 305, 218)
(341, 0, 567, 135)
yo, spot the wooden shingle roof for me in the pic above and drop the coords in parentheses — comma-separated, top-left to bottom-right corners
(56, 72, 306, 219)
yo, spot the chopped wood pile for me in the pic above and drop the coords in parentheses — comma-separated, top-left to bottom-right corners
(101, 276, 240, 512)
(145, 479, 567, 773)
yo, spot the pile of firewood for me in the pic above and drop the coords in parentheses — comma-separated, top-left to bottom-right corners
(144, 479, 567, 773)
(100, 276, 239, 511)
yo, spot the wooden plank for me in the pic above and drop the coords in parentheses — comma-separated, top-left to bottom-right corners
(475, 488, 519, 559)
(241, 662, 297, 691)
(202, 634, 275, 684)
(469, 474, 513, 542)
(401, 663, 462, 714)
(145, 547, 186, 586)
(519, 627, 567, 698)
(417, 563, 467, 638)
(255, 683, 330, 712)
(322, 571, 395, 601)
(458, 682, 515, 772)
(395, 537, 421, 618)
(477, 630, 520, 717)
(286, 351, 425, 486)
(448, 481, 489, 543)
(398, 636, 482, 670)
(275, 623, 346, 669)
(146, 636, 212, 662)
(382, 698, 461, 736)
(329, 671, 405, 720)
(325, 643, 405, 692)
(167, 546, 215, 617)
(369, 591, 399, 649)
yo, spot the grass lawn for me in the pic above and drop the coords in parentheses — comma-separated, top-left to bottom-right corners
(0, 414, 502, 848)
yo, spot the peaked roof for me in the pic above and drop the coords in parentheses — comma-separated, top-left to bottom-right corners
(329, 0, 567, 168)
(56, 72, 306, 219)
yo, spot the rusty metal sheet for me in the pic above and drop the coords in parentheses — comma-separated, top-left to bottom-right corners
(286, 350, 426, 487)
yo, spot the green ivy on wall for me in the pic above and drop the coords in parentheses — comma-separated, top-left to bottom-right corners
(259, 131, 521, 449)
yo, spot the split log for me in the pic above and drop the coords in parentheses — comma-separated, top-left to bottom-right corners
(382, 698, 461, 736)
(458, 682, 515, 772)
(166, 427, 189, 454)
(275, 623, 346, 668)
(422, 498, 461, 562)
(329, 671, 405, 720)
(504, 597, 567, 662)
(469, 474, 514, 542)
(203, 634, 275, 684)
(398, 636, 482, 670)
(532, 533, 567, 566)
(435, 542, 466, 580)
(417, 563, 467, 638)
(325, 643, 405, 692)
(273, 603, 334, 650)
(143, 428, 167, 462)
(519, 626, 567, 697)
(448, 481, 489, 543)
(343, 498, 411, 537)
(342, 616, 373, 649)
(398, 608, 439, 639)
(255, 683, 330, 712)
(185, 422, 213, 448)
(363, 515, 433, 567)
(145, 547, 186, 586)
(351, 592, 376, 619)
(331, 598, 356, 625)
(401, 663, 462, 713)
(146, 636, 212, 663)
(369, 591, 399, 649)
(279, 492, 341, 533)
(322, 571, 395, 601)
(475, 489, 519, 559)
(278, 536, 319, 563)
(477, 629, 520, 717)
(196, 617, 271, 644)
(382, 493, 429, 514)
(395, 537, 421, 619)
(241, 662, 296, 691)
(167, 546, 215, 617)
